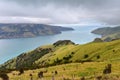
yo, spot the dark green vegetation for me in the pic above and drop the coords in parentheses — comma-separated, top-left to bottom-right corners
(0, 23, 73, 39)
(92, 26, 120, 41)
(0, 39, 120, 70)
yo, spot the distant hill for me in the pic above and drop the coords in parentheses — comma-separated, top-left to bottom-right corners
(0, 23, 73, 39)
(1, 39, 120, 69)
(91, 26, 120, 41)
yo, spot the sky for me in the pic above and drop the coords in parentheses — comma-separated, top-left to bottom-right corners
(0, 0, 120, 25)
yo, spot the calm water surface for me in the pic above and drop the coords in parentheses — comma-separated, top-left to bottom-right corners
(0, 26, 101, 64)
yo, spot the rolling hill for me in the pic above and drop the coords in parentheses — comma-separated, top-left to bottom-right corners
(0, 39, 120, 70)
(0, 23, 73, 39)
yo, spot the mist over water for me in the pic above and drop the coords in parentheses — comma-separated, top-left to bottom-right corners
(0, 25, 101, 64)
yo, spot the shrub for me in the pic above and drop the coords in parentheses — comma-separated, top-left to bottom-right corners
(0, 73, 9, 80)
(55, 70, 58, 75)
(113, 50, 115, 52)
(97, 55, 100, 59)
(38, 71, 43, 78)
(96, 76, 102, 80)
(54, 58, 62, 65)
(63, 54, 72, 60)
(71, 52, 75, 55)
(84, 54, 89, 58)
(18, 68, 24, 75)
(80, 77, 85, 80)
(103, 64, 112, 74)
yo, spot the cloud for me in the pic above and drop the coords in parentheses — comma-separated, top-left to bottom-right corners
(0, 16, 52, 23)
(0, 0, 120, 25)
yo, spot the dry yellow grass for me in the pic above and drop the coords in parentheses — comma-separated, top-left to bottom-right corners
(7, 61, 120, 80)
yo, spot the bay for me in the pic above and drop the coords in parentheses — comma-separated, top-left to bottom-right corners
(0, 25, 101, 64)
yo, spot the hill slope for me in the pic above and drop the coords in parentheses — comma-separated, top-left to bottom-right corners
(0, 39, 120, 70)
(0, 23, 73, 39)
(91, 26, 120, 41)
(7, 62, 120, 80)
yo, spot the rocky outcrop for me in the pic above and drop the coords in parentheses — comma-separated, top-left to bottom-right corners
(93, 38, 103, 42)
(53, 40, 75, 46)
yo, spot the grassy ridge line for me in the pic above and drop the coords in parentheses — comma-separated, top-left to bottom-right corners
(36, 39, 120, 66)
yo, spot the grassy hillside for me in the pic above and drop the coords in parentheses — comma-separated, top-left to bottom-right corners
(0, 39, 120, 70)
(102, 32, 120, 41)
(4, 62, 120, 80)
(0, 39, 120, 80)
(36, 39, 120, 66)
(0, 40, 75, 69)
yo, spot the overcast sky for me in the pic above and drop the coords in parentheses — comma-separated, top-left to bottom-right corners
(0, 0, 120, 25)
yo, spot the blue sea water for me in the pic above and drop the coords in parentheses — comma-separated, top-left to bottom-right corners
(0, 25, 101, 64)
